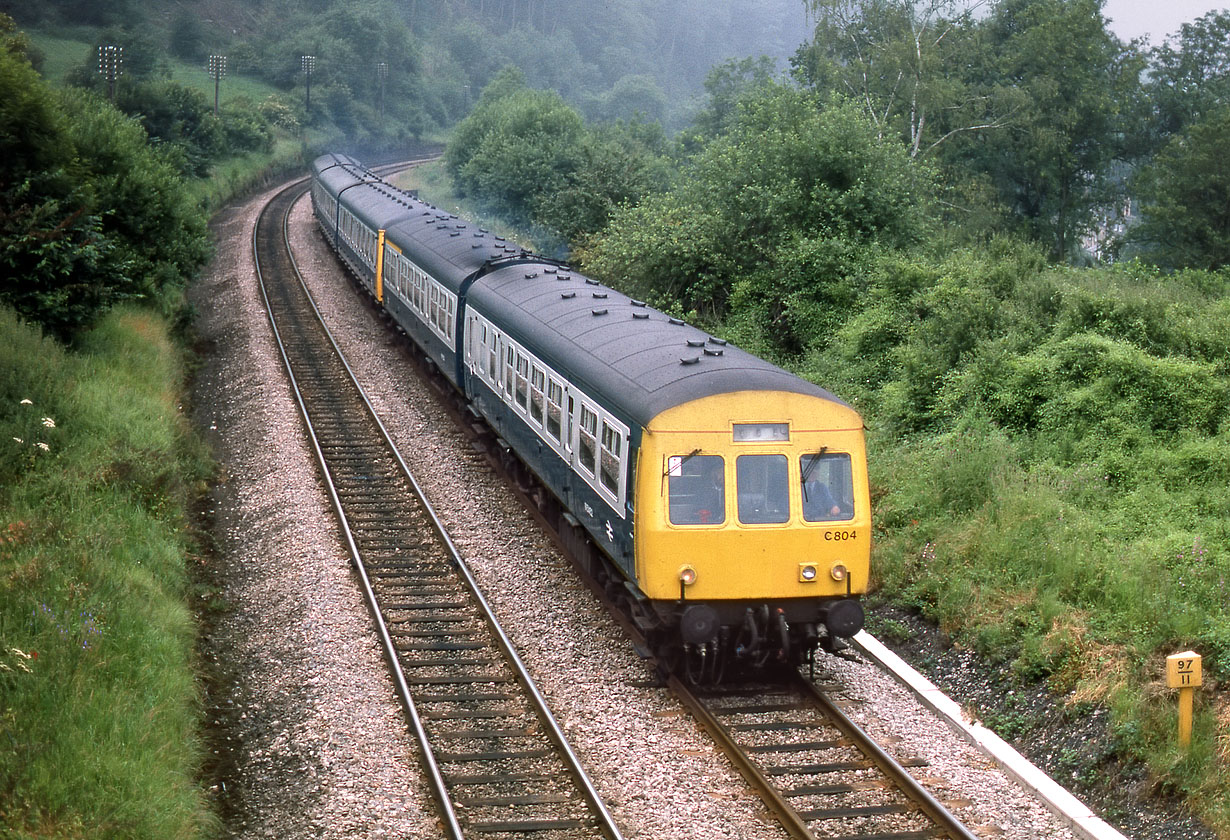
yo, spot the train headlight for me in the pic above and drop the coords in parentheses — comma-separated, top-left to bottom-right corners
(830, 563, 848, 582)
(679, 566, 697, 586)
(799, 563, 818, 582)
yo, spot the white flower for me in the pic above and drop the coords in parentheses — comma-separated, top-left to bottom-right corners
(36, 442, 50, 451)
(41, 417, 55, 428)
(12, 437, 22, 444)
(19, 399, 32, 405)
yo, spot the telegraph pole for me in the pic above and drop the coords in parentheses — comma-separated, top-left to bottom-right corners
(98, 45, 122, 102)
(207, 55, 227, 116)
(302, 55, 316, 113)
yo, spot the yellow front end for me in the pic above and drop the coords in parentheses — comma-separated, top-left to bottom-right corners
(635, 391, 870, 603)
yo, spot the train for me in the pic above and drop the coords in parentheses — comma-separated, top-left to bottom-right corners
(309, 152, 870, 681)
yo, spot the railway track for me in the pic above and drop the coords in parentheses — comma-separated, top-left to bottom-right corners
(252, 175, 623, 840)
(672, 671, 982, 840)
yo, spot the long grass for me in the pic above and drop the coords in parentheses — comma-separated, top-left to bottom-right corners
(0, 306, 214, 839)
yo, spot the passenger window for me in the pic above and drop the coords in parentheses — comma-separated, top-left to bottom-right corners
(801, 452, 855, 522)
(578, 406, 598, 475)
(530, 367, 545, 425)
(546, 380, 563, 440)
(504, 346, 515, 397)
(515, 354, 529, 409)
(600, 422, 622, 495)
(667, 454, 725, 525)
(737, 454, 789, 524)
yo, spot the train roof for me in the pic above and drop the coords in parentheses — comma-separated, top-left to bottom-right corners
(311, 154, 852, 429)
(465, 266, 847, 428)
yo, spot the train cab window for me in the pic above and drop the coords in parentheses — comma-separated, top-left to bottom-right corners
(801, 452, 855, 522)
(736, 454, 790, 524)
(530, 366, 545, 425)
(578, 406, 598, 475)
(600, 422, 622, 494)
(515, 353, 529, 410)
(546, 380, 564, 440)
(667, 454, 725, 525)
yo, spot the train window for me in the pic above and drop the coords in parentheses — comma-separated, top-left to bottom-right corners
(530, 366, 545, 425)
(515, 353, 529, 410)
(736, 454, 789, 524)
(488, 333, 499, 384)
(667, 454, 725, 526)
(800, 453, 855, 522)
(546, 380, 563, 441)
(600, 422, 622, 495)
(566, 395, 575, 449)
(504, 346, 515, 396)
(578, 406, 598, 475)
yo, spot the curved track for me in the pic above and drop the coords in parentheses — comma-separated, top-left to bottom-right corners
(252, 175, 623, 840)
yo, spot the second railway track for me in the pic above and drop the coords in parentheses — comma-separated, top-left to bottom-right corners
(253, 176, 623, 840)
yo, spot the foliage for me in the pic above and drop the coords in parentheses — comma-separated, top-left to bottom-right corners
(1127, 108, 1230, 270)
(1145, 10, 1230, 140)
(582, 85, 931, 331)
(446, 70, 670, 246)
(0, 46, 208, 340)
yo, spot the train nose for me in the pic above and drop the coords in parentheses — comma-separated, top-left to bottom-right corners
(820, 598, 864, 638)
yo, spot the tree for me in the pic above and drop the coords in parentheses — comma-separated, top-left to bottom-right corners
(580, 85, 931, 334)
(938, 0, 1144, 260)
(1127, 108, 1230, 270)
(1146, 10, 1230, 140)
(0, 44, 208, 340)
(794, 0, 1011, 159)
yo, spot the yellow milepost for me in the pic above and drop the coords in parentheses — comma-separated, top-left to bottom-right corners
(375, 229, 386, 304)
(1166, 651, 1202, 748)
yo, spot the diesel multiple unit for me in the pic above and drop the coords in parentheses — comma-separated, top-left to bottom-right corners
(310, 153, 870, 680)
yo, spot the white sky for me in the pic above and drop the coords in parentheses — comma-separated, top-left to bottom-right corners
(1102, 0, 1228, 44)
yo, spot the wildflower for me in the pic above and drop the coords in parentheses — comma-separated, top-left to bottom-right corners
(12, 438, 22, 444)
(19, 399, 31, 405)
(41, 417, 55, 428)
(36, 443, 49, 451)
(9, 649, 31, 659)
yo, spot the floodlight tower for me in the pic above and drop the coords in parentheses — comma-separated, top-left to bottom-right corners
(302, 55, 316, 113)
(208, 55, 227, 116)
(98, 45, 122, 101)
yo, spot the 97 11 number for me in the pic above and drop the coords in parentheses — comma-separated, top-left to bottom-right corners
(824, 530, 857, 542)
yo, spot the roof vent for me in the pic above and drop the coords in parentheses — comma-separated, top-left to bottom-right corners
(593, 292, 608, 299)
(668, 317, 685, 326)
(525, 272, 539, 278)
(708, 336, 728, 346)
(632, 312, 650, 320)
(585, 278, 600, 286)
(592, 308, 609, 316)
(704, 347, 724, 357)
(681, 356, 701, 365)
(687, 339, 705, 348)
(631, 299, 647, 307)
(561, 291, 577, 299)
(450, 231, 461, 237)
(559, 274, 572, 281)
(545, 267, 557, 274)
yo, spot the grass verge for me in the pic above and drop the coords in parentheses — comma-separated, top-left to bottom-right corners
(0, 305, 215, 839)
